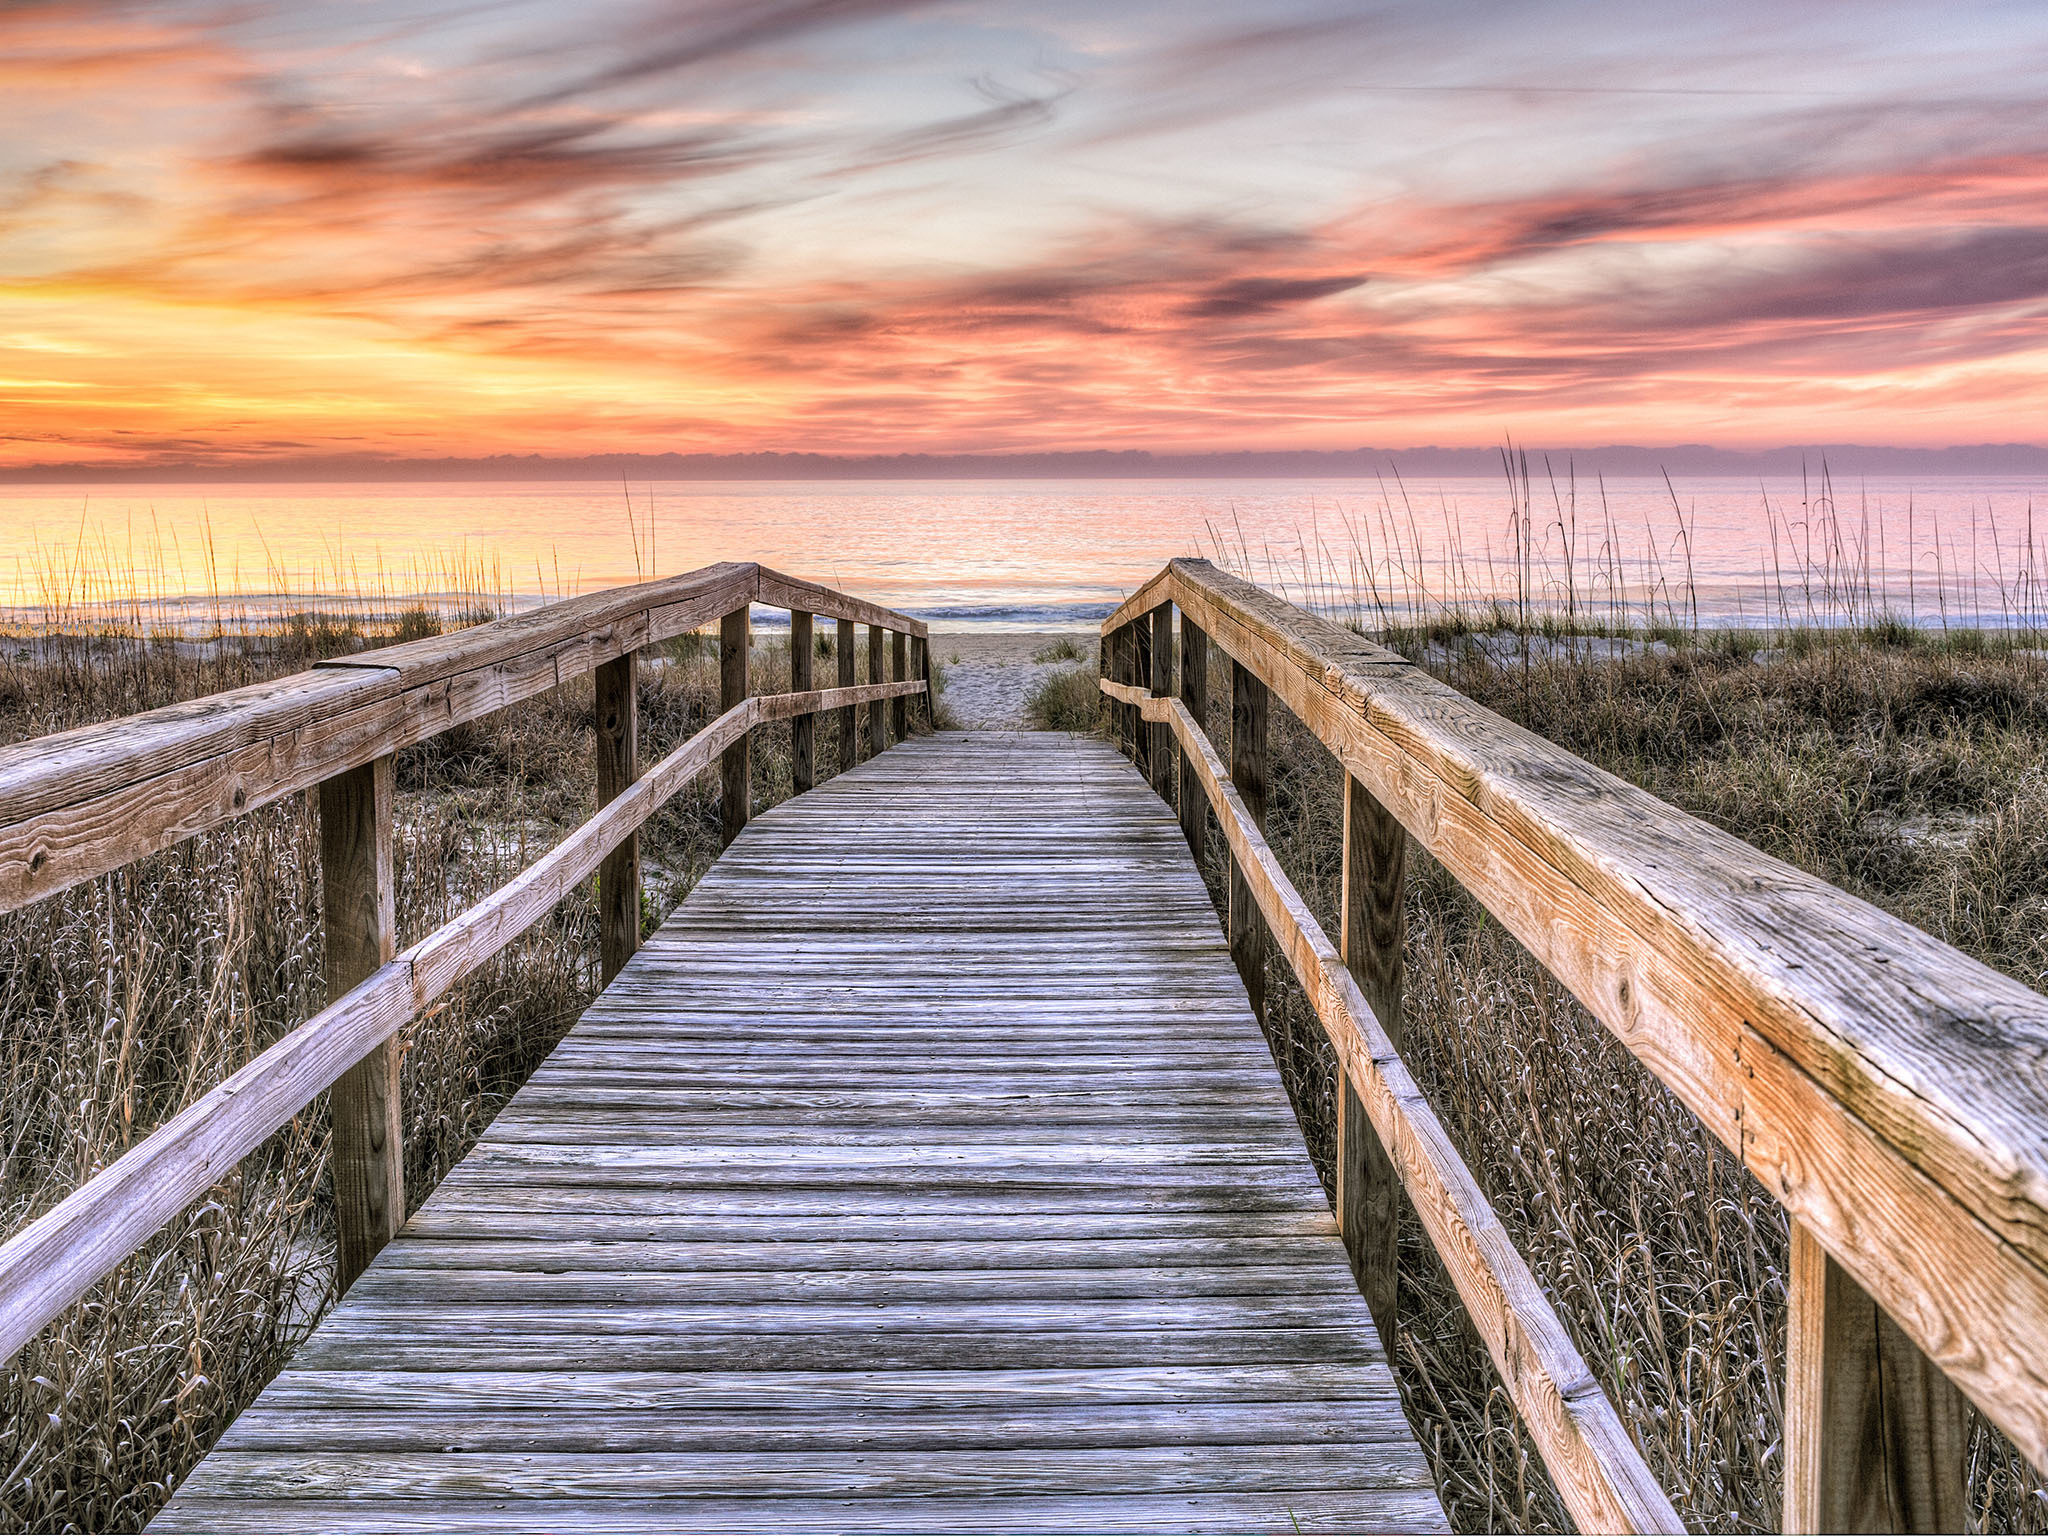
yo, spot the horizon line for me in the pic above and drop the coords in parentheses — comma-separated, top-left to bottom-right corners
(5, 441, 2048, 485)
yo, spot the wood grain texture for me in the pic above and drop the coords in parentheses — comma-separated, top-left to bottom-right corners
(1147, 605, 1175, 800)
(1101, 681, 1682, 1533)
(1132, 617, 1154, 784)
(595, 651, 640, 985)
(1109, 557, 2048, 1467)
(1784, 1220, 1968, 1532)
(756, 565, 927, 639)
(1179, 617, 1209, 864)
(719, 607, 750, 847)
(789, 612, 814, 794)
(868, 624, 887, 759)
(321, 756, 403, 1289)
(837, 616, 857, 773)
(0, 563, 926, 914)
(0, 684, 912, 1369)
(1228, 660, 1268, 1025)
(151, 732, 1445, 1536)
(892, 627, 909, 744)
(1338, 773, 1406, 1344)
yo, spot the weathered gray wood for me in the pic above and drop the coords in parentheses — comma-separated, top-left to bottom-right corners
(1179, 617, 1208, 864)
(0, 678, 914, 1371)
(1338, 772, 1405, 1344)
(152, 732, 1444, 1536)
(1107, 557, 2048, 1471)
(0, 563, 929, 917)
(867, 624, 887, 758)
(757, 565, 928, 639)
(789, 612, 815, 793)
(1148, 605, 1174, 800)
(889, 628, 908, 744)
(1106, 683, 1681, 1532)
(595, 651, 639, 985)
(1784, 1220, 1969, 1532)
(1132, 615, 1154, 783)
(1228, 660, 1267, 1024)
(914, 635, 931, 730)
(837, 616, 857, 773)
(719, 607, 749, 846)
(321, 755, 402, 1289)
(155, 1491, 1448, 1533)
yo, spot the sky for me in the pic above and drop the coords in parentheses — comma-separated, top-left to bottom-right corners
(4, 0, 2048, 469)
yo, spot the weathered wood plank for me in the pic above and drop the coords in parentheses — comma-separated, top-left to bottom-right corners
(1106, 682, 1681, 1533)
(892, 627, 909, 743)
(320, 755, 403, 1289)
(1121, 557, 2048, 1468)
(594, 650, 639, 984)
(0, 563, 928, 915)
(1180, 616, 1209, 863)
(151, 733, 1443, 1535)
(1149, 603, 1174, 799)
(867, 623, 887, 758)
(1337, 772, 1405, 1344)
(1784, 1220, 1968, 1532)
(789, 611, 815, 793)
(719, 606, 749, 846)
(837, 616, 858, 773)
(154, 1490, 1448, 1534)
(1228, 660, 1268, 1023)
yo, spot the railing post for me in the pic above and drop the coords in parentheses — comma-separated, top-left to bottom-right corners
(790, 611, 815, 793)
(1116, 623, 1138, 757)
(891, 628, 909, 744)
(837, 617, 857, 773)
(720, 607, 750, 847)
(1784, 1221, 1968, 1533)
(595, 651, 639, 985)
(1337, 774, 1407, 1346)
(1132, 618, 1153, 782)
(1179, 619, 1208, 863)
(914, 635, 931, 730)
(868, 624, 887, 758)
(1148, 605, 1174, 801)
(320, 754, 401, 1290)
(1229, 659, 1268, 1022)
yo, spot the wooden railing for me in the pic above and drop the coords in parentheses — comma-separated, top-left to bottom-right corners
(0, 562, 928, 1361)
(1103, 557, 2048, 1534)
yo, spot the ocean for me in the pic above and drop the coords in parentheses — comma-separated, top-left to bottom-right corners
(4, 474, 2046, 631)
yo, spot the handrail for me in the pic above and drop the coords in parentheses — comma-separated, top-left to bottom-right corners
(0, 566, 927, 1364)
(0, 562, 925, 915)
(1104, 557, 2048, 1527)
(1105, 679, 1681, 1532)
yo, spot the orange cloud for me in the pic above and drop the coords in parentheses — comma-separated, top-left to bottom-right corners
(4, 1, 2048, 466)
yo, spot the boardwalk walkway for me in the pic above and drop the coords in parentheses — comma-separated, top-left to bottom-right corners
(154, 731, 1443, 1533)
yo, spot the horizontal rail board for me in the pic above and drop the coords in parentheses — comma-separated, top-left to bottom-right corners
(1104, 678, 1679, 1533)
(0, 565, 924, 914)
(0, 677, 923, 1365)
(1107, 558, 2048, 1469)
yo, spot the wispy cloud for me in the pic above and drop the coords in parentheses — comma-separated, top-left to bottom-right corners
(4, 0, 2048, 464)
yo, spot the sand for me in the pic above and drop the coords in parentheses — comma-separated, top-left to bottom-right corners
(928, 629, 1095, 729)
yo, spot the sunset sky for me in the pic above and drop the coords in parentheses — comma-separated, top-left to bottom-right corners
(5, 0, 2048, 469)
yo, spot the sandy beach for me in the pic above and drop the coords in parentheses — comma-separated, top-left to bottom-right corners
(928, 629, 1095, 729)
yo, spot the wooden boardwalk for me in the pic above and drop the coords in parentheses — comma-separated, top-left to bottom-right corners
(154, 731, 1443, 1534)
